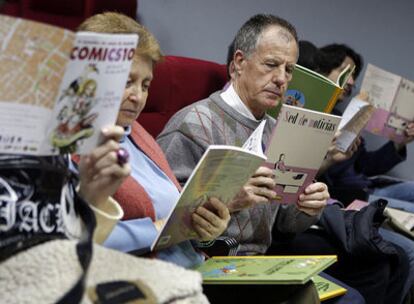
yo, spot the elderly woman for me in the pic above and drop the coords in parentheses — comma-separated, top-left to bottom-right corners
(77, 13, 230, 268)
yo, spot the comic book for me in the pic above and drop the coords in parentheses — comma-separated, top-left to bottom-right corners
(313, 275, 347, 301)
(268, 63, 354, 117)
(265, 105, 341, 204)
(194, 255, 337, 285)
(152, 121, 267, 250)
(361, 63, 414, 143)
(0, 15, 137, 155)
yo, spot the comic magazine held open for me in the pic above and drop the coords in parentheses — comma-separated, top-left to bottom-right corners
(0, 15, 137, 155)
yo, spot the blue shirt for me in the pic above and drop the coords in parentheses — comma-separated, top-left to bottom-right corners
(103, 128, 203, 268)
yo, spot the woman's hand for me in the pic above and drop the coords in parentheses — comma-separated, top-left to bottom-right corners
(296, 182, 329, 217)
(78, 126, 131, 208)
(192, 197, 231, 241)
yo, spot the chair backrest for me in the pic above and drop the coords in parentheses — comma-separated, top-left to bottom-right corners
(138, 55, 228, 138)
(1, 0, 137, 30)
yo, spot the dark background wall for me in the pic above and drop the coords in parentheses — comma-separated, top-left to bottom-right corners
(138, 0, 414, 179)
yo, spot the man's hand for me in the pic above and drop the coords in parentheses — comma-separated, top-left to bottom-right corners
(192, 197, 231, 241)
(296, 182, 329, 217)
(228, 166, 277, 213)
(395, 123, 414, 150)
(78, 126, 131, 208)
(318, 134, 361, 176)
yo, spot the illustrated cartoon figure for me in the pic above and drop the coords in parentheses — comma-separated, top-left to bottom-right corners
(51, 71, 99, 153)
(58, 63, 98, 103)
(284, 90, 305, 108)
(274, 153, 289, 173)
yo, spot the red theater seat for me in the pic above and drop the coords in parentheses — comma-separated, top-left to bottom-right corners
(0, 0, 137, 30)
(138, 55, 228, 138)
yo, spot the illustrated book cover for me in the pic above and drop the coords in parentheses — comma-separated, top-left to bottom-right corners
(195, 255, 337, 285)
(268, 63, 354, 117)
(313, 275, 347, 301)
(265, 104, 341, 204)
(0, 15, 137, 155)
(152, 122, 267, 250)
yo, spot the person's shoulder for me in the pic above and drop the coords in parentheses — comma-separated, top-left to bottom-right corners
(162, 91, 223, 131)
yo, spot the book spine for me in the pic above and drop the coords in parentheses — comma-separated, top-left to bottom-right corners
(324, 88, 342, 113)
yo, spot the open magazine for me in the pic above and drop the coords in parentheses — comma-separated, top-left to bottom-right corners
(362, 63, 414, 143)
(335, 97, 375, 152)
(268, 63, 354, 117)
(265, 104, 341, 204)
(152, 122, 267, 250)
(0, 15, 137, 155)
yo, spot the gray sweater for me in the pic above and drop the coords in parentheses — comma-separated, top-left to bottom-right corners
(157, 91, 317, 255)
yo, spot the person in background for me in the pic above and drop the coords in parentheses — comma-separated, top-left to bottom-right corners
(77, 12, 231, 269)
(318, 43, 414, 211)
(298, 40, 414, 301)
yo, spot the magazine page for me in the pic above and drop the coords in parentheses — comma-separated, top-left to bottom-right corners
(152, 145, 266, 251)
(336, 97, 375, 152)
(195, 255, 337, 285)
(361, 64, 401, 110)
(41, 32, 138, 154)
(265, 105, 341, 204)
(242, 119, 266, 156)
(362, 64, 414, 143)
(0, 15, 74, 154)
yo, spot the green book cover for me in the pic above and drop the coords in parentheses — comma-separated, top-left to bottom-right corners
(195, 255, 337, 285)
(313, 275, 347, 301)
(268, 64, 343, 117)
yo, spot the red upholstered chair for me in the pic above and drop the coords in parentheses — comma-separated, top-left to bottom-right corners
(1, 0, 137, 30)
(138, 55, 228, 138)
(0, 0, 21, 16)
(20, 0, 95, 30)
(138, 56, 238, 256)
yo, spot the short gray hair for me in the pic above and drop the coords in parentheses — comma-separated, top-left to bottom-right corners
(230, 14, 298, 61)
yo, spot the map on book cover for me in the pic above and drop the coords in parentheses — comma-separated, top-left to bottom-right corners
(0, 15, 137, 155)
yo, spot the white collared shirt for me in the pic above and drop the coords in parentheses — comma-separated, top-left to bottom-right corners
(220, 83, 260, 122)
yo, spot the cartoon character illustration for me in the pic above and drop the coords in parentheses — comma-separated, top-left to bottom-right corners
(284, 90, 306, 108)
(58, 63, 98, 103)
(273, 153, 308, 195)
(51, 67, 99, 153)
(274, 153, 289, 173)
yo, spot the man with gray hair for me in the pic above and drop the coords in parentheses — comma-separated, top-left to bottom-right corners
(157, 14, 406, 303)
(158, 13, 328, 256)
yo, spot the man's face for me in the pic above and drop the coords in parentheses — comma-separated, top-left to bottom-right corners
(233, 25, 298, 118)
(116, 55, 153, 127)
(327, 56, 356, 101)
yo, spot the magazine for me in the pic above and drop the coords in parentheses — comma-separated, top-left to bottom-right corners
(0, 15, 138, 155)
(335, 97, 375, 153)
(265, 105, 341, 204)
(268, 63, 354, 117)
(361, 63, 414, 143)
(152, 122, 267, 250)
(194, 255, 337, 285)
